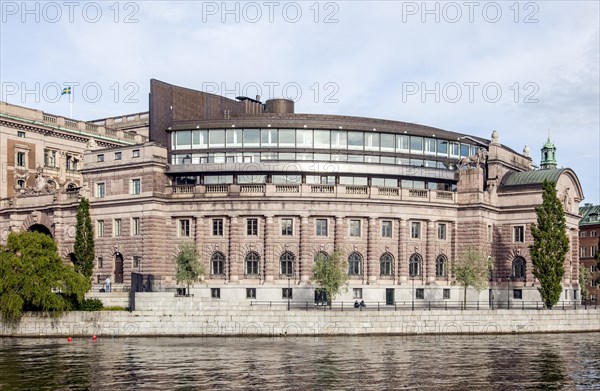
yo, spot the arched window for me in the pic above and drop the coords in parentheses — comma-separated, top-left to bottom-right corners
(280, 251, 295, 276)
(348, 252, 362, 276)
(314, 251, 329, 262)
(436, 254, 447, 278)
(245, 251, 260, 275)
(409, 253, 422, 277)
(512, 257, 526, 279)
(380, 253, 393, 276)
(211, 252, 225, 275)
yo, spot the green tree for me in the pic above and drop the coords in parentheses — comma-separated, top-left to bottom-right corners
(311, 251, 348, 307)
(529, 180, 570, 309)
(174, 242, 204, 296)
(453, 247, 491, 308)
(73, 197, 95, 279)
(0, 231, 90, 323)
(579, 264, 592, 301)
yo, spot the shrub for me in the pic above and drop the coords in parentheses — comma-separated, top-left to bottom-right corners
(79, 298, 104, 311)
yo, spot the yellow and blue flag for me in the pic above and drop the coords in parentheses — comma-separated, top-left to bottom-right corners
(61, 87, 71, 95)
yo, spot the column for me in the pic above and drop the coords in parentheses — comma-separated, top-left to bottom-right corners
(367, 217, 377, 284)
(299, 216, 310, 282)
(426, 220, 436, 284)
(228, 216, 239, 282)
(398, 219, 407, 283)
(264, 216, 274, 282)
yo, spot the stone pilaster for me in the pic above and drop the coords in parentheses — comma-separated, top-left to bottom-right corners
(299, 216, 310, 282)
(367, 217, 377, 284)
(264, 216, 274, 282)
(334, 216, 344, 251)
(228, 216, 239, 282)
(398, 219, 407, 283)
(426, 220, 435, 284)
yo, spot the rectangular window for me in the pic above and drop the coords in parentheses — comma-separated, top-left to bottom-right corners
(443, 289, 450, 299)
(261, 128, 278, 147)
(580, 246, 587, 258)
(97, 257, 103, 268)
(96, 182, 105, 198)
(411, 222, 421, 239)
(347, 131, 364, 150)
(437, 140, 448, 157)
(212, 219, 223, 236)
(278, 129, 295, 147)
(316, 219, 328, 236)
(331, 130, 347, 149)
(115, 152, 122, 160)
(591, 246, 598, 258)
(226, 128, 243, 147)
(97, 154, 104, 162)
(246, 288, 256, 299)
(243, 129, 260, 147)
(513, 289, 523, 299)
(380, 133, 395, 152)
(353, 288, 363, 299)
(424, 138, 436, 155)
(416, 288, 424, 299)
(449, 142, 459, 157)
(396, 135, 409, 152)
(133, 149, 140, 158)
(350, 219, 361, 237)
(281, 218, 293, 236)
(97, 220, 105, 237)
(592, 265, 597, 273)
(313, 130, 330, 149)
(211, 288, 220, 299)
(131, 179, 141, 195)
(208, 129, 225, 148)
(592, 279, 598, 288)
(591, 231, 598, 238)
(179, 219, 190, 237)
(114, 219, 122, 237)
(247, 218, 258, 236)
(580, 231, 587, 238)
(131, 217, 140, 236)
(513, 226, 524, 242)
(364, 132, 380, 151)
(16, 151, 26, 167)
(410, 136, 423, 154)
(17, 131, 25, 138)
(438, 223, 447, 240)
(282, 288, 293, 299)
(381, 220, 392, 238)
(132, 255, 141, 268)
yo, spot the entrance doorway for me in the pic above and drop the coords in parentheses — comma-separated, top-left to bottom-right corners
(386, 288, 395, 305)
(115, 253, 124, 283)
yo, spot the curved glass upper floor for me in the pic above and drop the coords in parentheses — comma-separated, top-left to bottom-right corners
(170, 128, 484, 166)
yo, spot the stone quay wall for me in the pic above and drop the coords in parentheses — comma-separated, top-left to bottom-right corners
(1, 307, 598, 338)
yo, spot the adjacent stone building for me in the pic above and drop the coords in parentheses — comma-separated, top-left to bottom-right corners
(0, 79, 585, 306)
(579, 203, 600, 302)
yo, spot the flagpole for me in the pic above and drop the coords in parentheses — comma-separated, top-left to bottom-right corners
(69, 101, 73, 118)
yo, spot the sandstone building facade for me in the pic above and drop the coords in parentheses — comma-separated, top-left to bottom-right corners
(579, 203, 600, 302)
(0, 79, 585, 306)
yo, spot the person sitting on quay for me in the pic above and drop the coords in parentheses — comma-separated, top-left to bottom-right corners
(354, 300, 360, 308)
(360, 300, 366, 308)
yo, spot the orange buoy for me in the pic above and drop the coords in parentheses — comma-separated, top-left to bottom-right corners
(67, 337, 73, 342)
(92, 335, 97, 341)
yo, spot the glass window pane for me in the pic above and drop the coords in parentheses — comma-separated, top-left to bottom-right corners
(331, 154, 347, 161)
(205, 175, 233, 184)
(209, 130, 225, 148)
(279, 152, 295, 160)
(372, 178, 385, 187)
(226, 129, 242, 147)
(449, 142, 460, 157)
(347, 154, 363, 162)
(331, 130, 347, 149)
(279, 129, 295, 147)
(410, 136, 423, 154)
(348, 131, 364, 150)
(192, 130, 208, 149)
(424, 138, 436, 155)
(175, 131, 191, 149)
(314, 153, 331, 161)
(296, 153, 313, 160)
(437, 140, 448, 157)
(364, 155, 379, 163)
(296, 129, 313, 148)
(272, 175, 301, 184)
(238, 174, 266, 184)
(380, 156, 395, 164)
(380, 134, 395, 152)
(397, 157, 410, 165)
(460, 144, 470, 157)
(243, 129, 260, 147)
(396, 135, 409, 152)
(261, 128, 278, 147)
(364, 133, 380, 151)
(313, 130, 330, 149)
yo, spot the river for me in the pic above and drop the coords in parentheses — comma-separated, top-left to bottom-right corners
(1, 332, 599, 390)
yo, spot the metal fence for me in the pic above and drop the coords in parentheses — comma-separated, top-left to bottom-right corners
(249, 299, 599, 311)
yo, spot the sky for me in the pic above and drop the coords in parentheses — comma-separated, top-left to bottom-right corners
(1, 1, 599, 203)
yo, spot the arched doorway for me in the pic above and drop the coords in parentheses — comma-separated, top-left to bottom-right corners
(115, 253, 124, 283)
(28, 224, 52, 237)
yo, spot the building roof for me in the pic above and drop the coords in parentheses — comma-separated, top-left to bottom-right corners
(500, 168, 565, 188)
(580, 204, 600, 227)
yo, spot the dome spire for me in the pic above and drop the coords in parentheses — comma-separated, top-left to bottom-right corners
(540, 129, 557, 170)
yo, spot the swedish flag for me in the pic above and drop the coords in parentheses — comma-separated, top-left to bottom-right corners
(61, 87, 71, 95)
